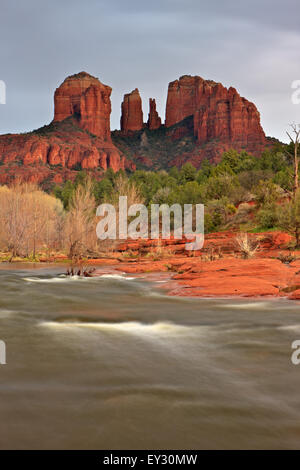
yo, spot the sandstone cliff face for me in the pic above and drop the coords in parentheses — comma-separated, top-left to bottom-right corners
(0, 128, 134, 185)
(53, 71, 112, 139)
(120, 88, 143, 133)
(0, 72, 135, 184)
(147, 98, 161, 130)
(165, 75, 266, 154)
(0, 71, 268, 184)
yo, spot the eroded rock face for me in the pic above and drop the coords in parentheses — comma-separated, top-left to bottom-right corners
(120, 88, 143, 133)
(53, 71, 112, 139)
(0, 71, 268, 183)
(147, 98, 161, 130)
(165, 75, 266, 154)
(112, 232, 300, 299)
(0, 72, 135, 183)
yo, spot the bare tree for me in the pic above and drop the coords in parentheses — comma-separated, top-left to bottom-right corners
(0, 182, 64, 259)
(286, 123, 300, 195)
(64, 178, 97, 260)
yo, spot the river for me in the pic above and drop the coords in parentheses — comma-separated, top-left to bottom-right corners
(0, 264, 300, 449)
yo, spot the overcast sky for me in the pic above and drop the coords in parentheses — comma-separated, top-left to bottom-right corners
(0, 0, 299, 141)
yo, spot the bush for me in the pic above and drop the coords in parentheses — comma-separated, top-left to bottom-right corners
(277, 191, 300, 246)
(256, 203, 278, 229)
(205, 174, 240, 200)
(235, 233, 259, 259)
(206, 197, 236, 228)
(255, 180, 282, 206)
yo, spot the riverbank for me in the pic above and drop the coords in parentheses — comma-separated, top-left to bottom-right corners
(93, 230, 300, 300)
(98, 257, 300, 300)
(1, 230, 300, 300)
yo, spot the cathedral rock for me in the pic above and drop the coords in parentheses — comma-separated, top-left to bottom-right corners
(53, 71, 112, 140)
(0, 71, 269, 184)
(120, 88, 144, 134)
(147, 98, 161, 130)
(165, 75, 266, 155)
(0, 72, 135, 185)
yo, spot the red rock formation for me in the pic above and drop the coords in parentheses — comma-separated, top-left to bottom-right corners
(120, 88, 143, 133)
(165, 75, 266, 155)
(0, 72, 135, 184)
(110, 232, 300, 299)
(53, 71, 112, 139)
(165, 75, 200, 127)
(147, 98, 161, 130)
(0, 72, 269, 182)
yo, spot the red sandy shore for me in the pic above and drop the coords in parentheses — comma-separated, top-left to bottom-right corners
(85, 231, 300, 301)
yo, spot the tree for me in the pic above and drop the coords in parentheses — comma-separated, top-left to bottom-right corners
(205, 174, 239, 201)
(218, 149, 257, 174)
(255, 180, 281, 206)
(169, 166, 180, 181)
(64, 178, 97, 260)
(0, 182, 63, 258)
(94, 178, 114, 203)
(286, 123, 300, 195)
(103, 174, 145, 241)
(206, 197, 236, 228)
(256, 203, 278, 229)
(179, 163, 197, 184)
(277, 190, 300, 246)
(176, 181, 204, 205)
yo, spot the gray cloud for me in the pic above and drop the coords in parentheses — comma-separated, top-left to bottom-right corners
(0, 0, 299, 142)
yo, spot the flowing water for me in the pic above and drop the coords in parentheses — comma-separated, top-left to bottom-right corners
(0, 264, 300, 449)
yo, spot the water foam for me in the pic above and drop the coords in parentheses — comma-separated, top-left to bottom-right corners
(40, 320, 196, 337)
(99, 274, 136, 280)
(23, 273, 136, 283)
(220, 302, 272, 310)
(0, 309, 15, 317)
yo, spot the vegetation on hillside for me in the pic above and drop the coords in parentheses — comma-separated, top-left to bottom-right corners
(53, 141, 299, 240)
(1, 132, 300, 262)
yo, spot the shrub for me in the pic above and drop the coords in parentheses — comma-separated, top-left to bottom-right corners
(256, 203, 278, 229)
(277, 190, 300, 246)
(235, 233, 259, 259)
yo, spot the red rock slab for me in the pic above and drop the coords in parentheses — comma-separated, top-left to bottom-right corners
(168, 258, 298, 298)
(289, 290, 300, 300)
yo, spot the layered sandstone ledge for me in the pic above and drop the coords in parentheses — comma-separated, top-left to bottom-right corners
(88, 231, 300, 301)
(110, 258, 300, 300)
(0, 71, 267, 182)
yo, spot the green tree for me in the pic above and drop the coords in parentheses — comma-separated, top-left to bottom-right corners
(179, 163, 197, 184)
(205, 174, 239, 200)
(60, 180, 75, 209)
(218, 149, 257, 174)
(176, 181, 204, 205)
(255, 180, 280, 206)
(93, 179, 114, 203)
(277, 191, 300, 246)
(257, 203, 278, 229)
(169, 166, 180, 181)
(273, 168, 293, 191)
